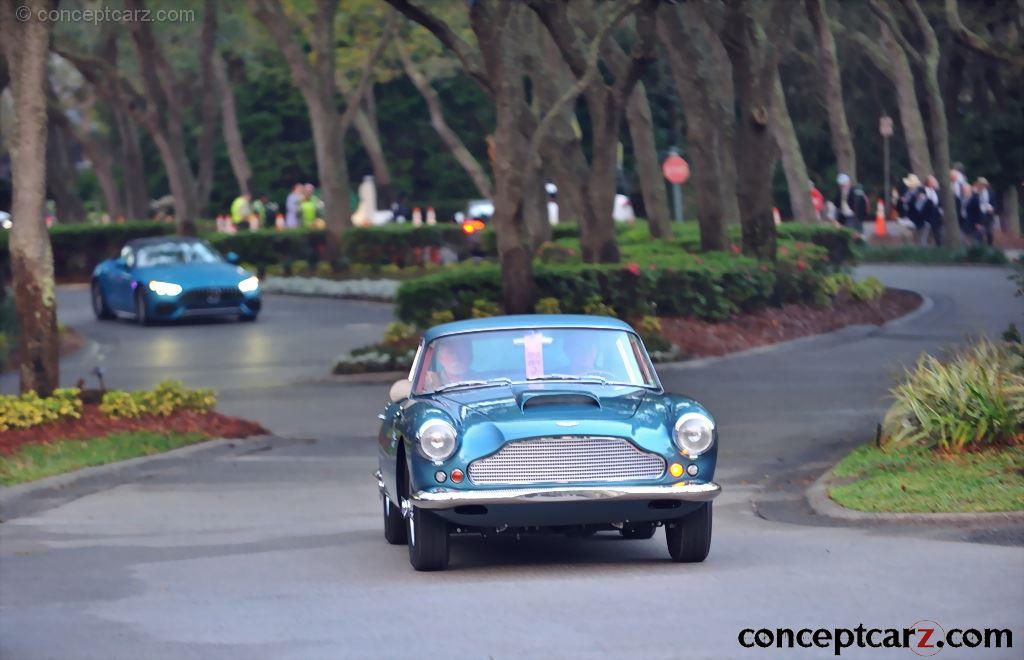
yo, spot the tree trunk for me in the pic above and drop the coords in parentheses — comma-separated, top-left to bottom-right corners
(98, 31, 149, 219)
(725, 0, 781, 260)
(658, 2, 737, 251)
(397, 42, 493, 199)
(2, 2, 59, 395)
(851, 22, 933, 176)
(581, 98, 622, 263)
(1002, 185, 1021, 237)
(625, 82, 671, 238)
(769, 66, 817, 224)
(806, 0, 857, 179)
(213, 54, 252, 195)
(194, 0, 219, 210)
(45, 110, 87, 223)
(308, 100, 352, 260)
(75, 126, 124, 220)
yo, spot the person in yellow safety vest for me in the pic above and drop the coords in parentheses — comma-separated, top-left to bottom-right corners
(300, 184, 319, 228)
(230, 192, 252, 231)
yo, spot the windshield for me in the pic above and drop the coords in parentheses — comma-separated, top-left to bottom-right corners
(136, 240, 223, 267)
(412, 328, 658, 395)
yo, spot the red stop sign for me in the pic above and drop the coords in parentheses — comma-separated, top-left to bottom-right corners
(662, 154, 690, 184)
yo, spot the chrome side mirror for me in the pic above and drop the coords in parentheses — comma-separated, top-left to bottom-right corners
(389, 378, 412, 403)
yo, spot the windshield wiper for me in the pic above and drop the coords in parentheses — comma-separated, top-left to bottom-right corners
(433, 377, 512, 393)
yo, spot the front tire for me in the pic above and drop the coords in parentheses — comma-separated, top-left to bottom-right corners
(383, 494, 407, 545)
(665, 503, 712, 563)
(91, 282, 114, 320)
(135, 290, 151, 326)
(403, 460, 448, 571)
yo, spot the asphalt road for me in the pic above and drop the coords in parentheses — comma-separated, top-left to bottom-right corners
(1, 265, 1022, 659)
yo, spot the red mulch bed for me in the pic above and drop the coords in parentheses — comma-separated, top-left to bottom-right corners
(660, 289, 922, 358)
(0, 405, 267, 455)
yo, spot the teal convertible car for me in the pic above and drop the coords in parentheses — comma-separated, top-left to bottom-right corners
(376, 315, 721, 571)
(91, 236, 261, 324)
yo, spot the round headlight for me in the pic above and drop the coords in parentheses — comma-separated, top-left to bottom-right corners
(673, 412, 715, 457)
(417, 419, 457, 461)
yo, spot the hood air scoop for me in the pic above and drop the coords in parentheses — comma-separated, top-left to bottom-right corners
(519, 391, 602, 412)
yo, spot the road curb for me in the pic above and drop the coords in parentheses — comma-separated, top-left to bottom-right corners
(0, 434, 282, 522)
(806, 463, 1024, 524)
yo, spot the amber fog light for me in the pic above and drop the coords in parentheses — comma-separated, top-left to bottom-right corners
(451, 469, 465, 483)
(669, 463, 684, 478)
(434, 471, 447, 483)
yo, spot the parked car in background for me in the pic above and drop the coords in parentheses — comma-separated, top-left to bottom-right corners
(376, 315, 720, 570)
(91, 236, 261, 324)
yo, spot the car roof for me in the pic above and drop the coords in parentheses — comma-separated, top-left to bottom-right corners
(423, 314, 635, 343)
(126, 235, 204, 249)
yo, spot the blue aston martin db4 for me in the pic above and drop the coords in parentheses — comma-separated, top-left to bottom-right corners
(376, 315, 720, 570)
(91, 236, 261, 324)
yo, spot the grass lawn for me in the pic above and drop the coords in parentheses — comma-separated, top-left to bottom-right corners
(829, 444, 1024, 513)
(0, 431, 208, 486)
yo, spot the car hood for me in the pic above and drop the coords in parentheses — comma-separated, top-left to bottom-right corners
(133, 262, 249, 288)
(434, 382, 650, 430)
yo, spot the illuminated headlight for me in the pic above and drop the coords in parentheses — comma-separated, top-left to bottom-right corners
(417, 419, 457, 461)
(238, 275, 260, 293)
(148, 280, 182, 296)
(673, 412, 715, 457)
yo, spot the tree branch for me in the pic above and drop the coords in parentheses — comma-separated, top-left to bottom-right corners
(246, 0, 318, 97)
(944, 0, 1024, 67)
(612, 0, 659, 103)
(338, 12, 398, 134)
(867, 0, 925, 67)
(382, 0, 491, 94)
(528, 0, 643, 158)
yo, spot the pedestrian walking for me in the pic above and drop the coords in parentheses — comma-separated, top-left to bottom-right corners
(924, 175, 944, 246)
(900, 174, 930, 245)
(964, 177, 995, 245)
(950, 162, 970, 225)
(301, 184, 319, 228)
(833, 173, 869, 236)
(285, 183, 303, 229)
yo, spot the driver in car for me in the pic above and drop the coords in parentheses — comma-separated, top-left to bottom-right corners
(423, 337, 473, 391)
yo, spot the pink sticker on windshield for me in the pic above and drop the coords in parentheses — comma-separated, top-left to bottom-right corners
(515, 332, 550, 379)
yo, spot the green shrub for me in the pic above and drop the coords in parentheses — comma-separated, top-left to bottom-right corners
(289, 259, 310, 277)
(471, 298, 502, 318)
(341, 224, 471, 266)
(849, 276, 885, 302)
(396, 254, 781, 327)
(881, 339, 1024, 453)
(0, 221, 176, 280)
(429, 310, 455, 326)
(265, 263, 285, 277)
(775, 223, 862, 266)
(314, 261, 334, 278)
(0, 388, 83, 432)
(208, 228, 326, 268)
(535, 297, 562, 314)
(100, 381, 216, 419)
(382, 322, 418, 345)
(582, 295, 617, 317)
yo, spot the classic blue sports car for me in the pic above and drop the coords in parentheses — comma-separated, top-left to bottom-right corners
(376, 315, 720, 571)
(91, 236, 261, 324)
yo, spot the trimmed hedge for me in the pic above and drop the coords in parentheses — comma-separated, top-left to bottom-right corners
(208, 228, 326, 267)
(1, 221, 176, 279)
(341, 224, 470, 266)
(856, 244, 1008, 265)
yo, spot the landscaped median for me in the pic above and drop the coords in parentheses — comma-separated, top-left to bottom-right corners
(821, 339, 1024, 515)
(0, 381, 265, 486)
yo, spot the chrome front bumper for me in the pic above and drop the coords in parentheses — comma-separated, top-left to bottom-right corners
(409, 482, 721, 509)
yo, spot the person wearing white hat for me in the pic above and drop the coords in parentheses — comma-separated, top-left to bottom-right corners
(833, 173, 869, 236)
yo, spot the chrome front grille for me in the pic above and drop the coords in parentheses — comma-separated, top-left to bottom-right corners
(468, 436, 666, 485)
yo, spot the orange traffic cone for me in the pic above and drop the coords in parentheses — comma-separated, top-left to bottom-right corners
(874, 200, 887, 237)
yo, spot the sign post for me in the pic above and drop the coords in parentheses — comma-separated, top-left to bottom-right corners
(662, 149, 690, 222)
(879, 116, 893, 217)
